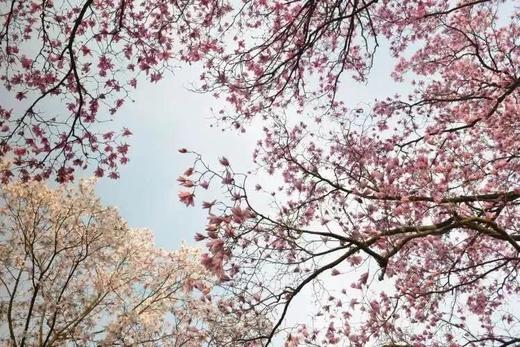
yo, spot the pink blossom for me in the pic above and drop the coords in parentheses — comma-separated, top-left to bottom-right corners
(178, 191, 195, 206)
(219, 157, 230, 166)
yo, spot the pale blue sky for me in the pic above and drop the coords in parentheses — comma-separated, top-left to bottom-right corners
(90, 59, 397, 332)
(92, 40, 404, 256)
(94, 49, 399, 250)
(94, 64, 262, 248)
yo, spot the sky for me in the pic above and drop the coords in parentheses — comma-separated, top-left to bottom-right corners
(94, 63, 262, 248)
(93, 44, 400, 251)
(90, 46, 401, 330)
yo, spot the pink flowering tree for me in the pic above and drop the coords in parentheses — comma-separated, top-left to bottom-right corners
(6, 0, 516, 182)
(0, 173, 270, 346)
(0, 0, 231, 182)
(178, 0, 520, 346)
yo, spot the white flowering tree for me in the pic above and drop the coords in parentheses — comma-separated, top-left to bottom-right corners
(0, 176, 270, 346)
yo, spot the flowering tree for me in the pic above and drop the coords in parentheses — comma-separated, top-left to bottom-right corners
(0, 174, 269, 346)
(178, 0, 520, 346)
(6, 0, 515, 183)
(0, 0, 231, 182)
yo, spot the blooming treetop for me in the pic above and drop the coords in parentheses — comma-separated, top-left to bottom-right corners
(178, 0, 520, 346)
(0, 0, 230, 181)
(3, 0, 517, 181)
(0, 171, 270, 346)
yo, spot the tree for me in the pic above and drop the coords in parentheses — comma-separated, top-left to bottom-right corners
(0, 171, 269, 346)
(5, 0, 514, 183)
(177, 0, 520, 346)
(0, 0, 230, 182)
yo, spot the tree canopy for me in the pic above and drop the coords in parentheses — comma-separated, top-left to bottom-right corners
(0, 174, 269, 346)
(1, 0, 519, 346)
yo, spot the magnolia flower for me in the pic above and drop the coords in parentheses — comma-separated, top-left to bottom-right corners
(178, 191, 195, 206)
(219, 157, 230, 166)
